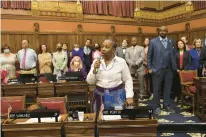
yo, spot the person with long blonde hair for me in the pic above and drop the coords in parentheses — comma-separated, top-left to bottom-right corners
(68, 56, 86, 80)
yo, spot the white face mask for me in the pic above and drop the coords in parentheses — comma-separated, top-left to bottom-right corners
(4, 49, 10, 54)
(74, 48, 79, 51)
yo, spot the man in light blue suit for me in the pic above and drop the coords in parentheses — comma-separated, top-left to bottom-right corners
(147, 26, 177, 115)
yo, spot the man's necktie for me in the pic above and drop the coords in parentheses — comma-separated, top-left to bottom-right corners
(22, 49, 27, 68)
(162, 39, 167, 48)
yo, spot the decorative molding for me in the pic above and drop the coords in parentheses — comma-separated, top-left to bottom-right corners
(185, 22, 190, 32)
(31, 1, 83, 19)
(138, 27, 142, 34)
(1, 5, 205, 27)
(77, 24, 83, 33)
(134, 2, 194, 22)
(34, 23, 40, 33)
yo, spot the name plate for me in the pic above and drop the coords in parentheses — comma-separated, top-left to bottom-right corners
(103, 107, 153, 119)
(9, 109, 60, 119)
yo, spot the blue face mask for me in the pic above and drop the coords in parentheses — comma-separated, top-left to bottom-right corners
(3, 49, 10, 54)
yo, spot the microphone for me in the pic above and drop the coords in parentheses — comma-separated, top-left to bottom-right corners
(94, 106, 100, 137)
(95, 55, 101, 73)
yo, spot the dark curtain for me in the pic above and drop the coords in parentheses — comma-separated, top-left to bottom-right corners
(193, 1, 206, 11)
(1, 1, 31, 10)
(82, 1, 134, 18)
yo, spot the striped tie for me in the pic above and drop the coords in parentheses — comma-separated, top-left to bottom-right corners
(22, 49, 27, 68)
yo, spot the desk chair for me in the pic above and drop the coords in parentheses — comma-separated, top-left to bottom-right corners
(179, 70, 197, 114)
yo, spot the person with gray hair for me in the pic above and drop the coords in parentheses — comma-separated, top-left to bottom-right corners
(86, 39, 134, 112)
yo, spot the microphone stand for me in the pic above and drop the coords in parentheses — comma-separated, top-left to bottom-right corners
(94, 107, 100, 137)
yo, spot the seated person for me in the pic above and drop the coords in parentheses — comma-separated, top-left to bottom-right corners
(68, 56, 86, 80)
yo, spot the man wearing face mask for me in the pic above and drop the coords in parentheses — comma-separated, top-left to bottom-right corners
(17, 40, 37, 74)
(71, 44, 84, 63)
(0, 44, 17, 78)
(52, 43, 68, 75)
(115, 39, 128, 59)
(83, 39, 94, 74)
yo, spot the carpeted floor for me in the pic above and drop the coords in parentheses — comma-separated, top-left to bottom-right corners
(139, 98, 205, 137)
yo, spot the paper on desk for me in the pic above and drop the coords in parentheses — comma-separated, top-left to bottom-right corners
(103, 115, 121, 121)
(17, 116, 61, 124)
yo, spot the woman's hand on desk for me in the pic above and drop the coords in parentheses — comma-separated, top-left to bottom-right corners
(126, 98, 134, 106)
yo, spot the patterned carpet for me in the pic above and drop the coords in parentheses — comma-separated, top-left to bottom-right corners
(139, 98, 206, 137)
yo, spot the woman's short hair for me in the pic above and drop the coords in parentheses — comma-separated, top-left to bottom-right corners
(70, 56, 83, 71)
(176, 40, 186, 51)
(192, 38, 202, 48)
(1, 44, 10, 53)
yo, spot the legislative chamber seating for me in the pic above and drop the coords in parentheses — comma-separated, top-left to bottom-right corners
(179, 70, 197, 114)
(194, 77, 206, 122)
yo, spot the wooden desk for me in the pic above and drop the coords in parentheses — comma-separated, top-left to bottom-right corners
(2, 114, 68, 137)
(64, 118, 157, 137)
(55, 82, 89, 112)
(37, 83, 55, 97)
(2, 84, 37, 106)
(194, 77, 206, 122)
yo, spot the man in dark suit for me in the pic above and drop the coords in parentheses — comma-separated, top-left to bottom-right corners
(203, 32, 206, 48)
(200, 45, 206, 76)
(147, 26, 177, 115)
(83, 39, 93, 74)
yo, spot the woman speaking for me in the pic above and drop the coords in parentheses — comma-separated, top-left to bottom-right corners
(86, 39, 134, 112)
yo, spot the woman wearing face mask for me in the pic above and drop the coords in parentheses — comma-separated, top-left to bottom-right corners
(92, 43, 102, 61)
(0, 45, 17, 79)
(71, 44, 84, 63)
(189, 38, 203, 77)
(52, 43, 68, 75)
(68, 56, 87, 80)
(38, 44, 52, 74)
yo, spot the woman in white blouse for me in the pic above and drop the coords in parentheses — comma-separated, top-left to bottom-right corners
(86, 39, 134, 112)
(0, 45, 17, 78)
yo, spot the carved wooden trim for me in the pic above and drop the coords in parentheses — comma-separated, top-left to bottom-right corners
(31, 1, 83, 20)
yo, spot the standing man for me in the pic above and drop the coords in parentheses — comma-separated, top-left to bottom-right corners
(125, 37, 145, 98)
(147, 26, 177, 115)
(83, 39, 93, 74)
(115, 39, 128, 59)
(181, 36, 192, 50)
(17, 40, 37, 74)
(202, 32, 206, 48)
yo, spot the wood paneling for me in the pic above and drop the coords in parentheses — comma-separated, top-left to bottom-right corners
(1, 27, 206, 54)
(39, 34, 77, 52)
(1, 33, 35, 54)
